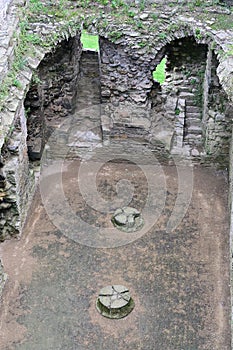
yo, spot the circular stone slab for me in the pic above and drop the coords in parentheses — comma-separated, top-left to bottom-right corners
(111, 206, 144, 232)
(96, 285, 135, 319)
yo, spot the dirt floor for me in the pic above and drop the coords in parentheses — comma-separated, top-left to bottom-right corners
(0, 160, 231, 350)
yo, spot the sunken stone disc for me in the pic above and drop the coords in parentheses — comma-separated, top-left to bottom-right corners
(111, 206, 144, 233)
(96, 285, 135, 319)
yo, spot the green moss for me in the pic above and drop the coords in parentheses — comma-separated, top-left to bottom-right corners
(227, 44, 233, 57)
(211, 14, 233, 30)
(108, 30, 123, 42)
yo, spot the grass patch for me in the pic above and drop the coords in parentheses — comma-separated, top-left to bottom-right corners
(153, 57, 166, 84)
(211, 14, 233, 30)
(81, 31, 99, 50)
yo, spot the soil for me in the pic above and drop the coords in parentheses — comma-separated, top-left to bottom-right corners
(0, 160, 231, 350)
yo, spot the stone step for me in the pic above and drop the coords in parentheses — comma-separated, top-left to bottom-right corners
(185, 116, 202, 125)
(185, 99, 197, 106)
(186, 106, 201, 113)
(185, 120, 202, 130)
(80, 68, 99, 75)
(74, 50, 101, 112)
(81, 61, 99, 69)
(77, 85, 100, 92)
(184, 140, 203, 147)
(178, 86, 193, 93)
(82, 50, 99, 58)
(185, 126, 202, 134)
(184, 136, 202, 144)
(185, 112, 202, 119)
(179, 92, 195, 99)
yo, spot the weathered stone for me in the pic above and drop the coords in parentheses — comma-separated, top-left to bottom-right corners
(140, 13, 149, 20)
(112, 206, 144, 232)
(0, 259, 7, 299)
(96, 285, 134, 319)
(0, 202, 12, 209)
(114, 213, 127, 225)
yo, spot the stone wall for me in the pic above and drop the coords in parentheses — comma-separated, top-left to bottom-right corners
(0, 0, 27, 86)
(0, 101, 33, 241)
(99, 36, 157, 149)
(0, 34, 83, 243)
(204, 52, 233, 166)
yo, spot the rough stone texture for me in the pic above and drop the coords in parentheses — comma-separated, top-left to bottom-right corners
(204, 52, 233, 166)
(25, 35, 82, 162)
(99, 34, 232, 164)
(96, 285, 135, 319)
(112, 207, 144, 232)
(0, 102, 34, 242)
(0, 259, 7, 298)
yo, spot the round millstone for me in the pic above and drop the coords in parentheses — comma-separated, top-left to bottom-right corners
(111, 206, 144, 233)
(96, 285, 135, 319)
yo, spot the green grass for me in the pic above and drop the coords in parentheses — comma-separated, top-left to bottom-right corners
(153, 57, 166, 84)
(81, 31, 99, 51)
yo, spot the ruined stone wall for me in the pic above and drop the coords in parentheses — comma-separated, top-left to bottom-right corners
(0, 34, 82, 242)
(25, 35, 82, 162)
(0, 99, 35, 241)
(156, 38, 208, 158)
(0, 97, 31, 242)
(0, 0, 27, 86)
(100, 36, 158, 150)
(1, 10, 232, 243)
(204, 52, 233, 166)
(99, 35, 232, 165)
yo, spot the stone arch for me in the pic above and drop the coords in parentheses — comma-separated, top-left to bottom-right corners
(24, 35, 83, 162)
(98, 27, 233, 164)
(148, 36, 208, 156)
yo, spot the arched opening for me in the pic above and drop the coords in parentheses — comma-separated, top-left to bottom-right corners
(24, 33, 102, 166)
(149, 35, 233, 165)
(149, 36, 209, 156)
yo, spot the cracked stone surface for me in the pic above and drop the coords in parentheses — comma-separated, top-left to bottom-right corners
(96, 285, 134, 319)
(112, 207, 144, 232)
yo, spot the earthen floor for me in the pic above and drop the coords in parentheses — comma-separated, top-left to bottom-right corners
(0, 161, 231, 349)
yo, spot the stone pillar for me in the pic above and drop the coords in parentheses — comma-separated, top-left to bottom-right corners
(0, 101, 34, 241)
(0, 0, 12, 22)
(0, 259, 7, 298)
(202, 45, 212, 126)
(229, 126, 233, 249)
(204, 52, 233, 166)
